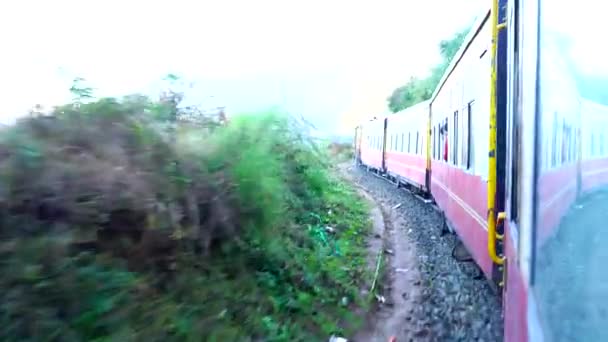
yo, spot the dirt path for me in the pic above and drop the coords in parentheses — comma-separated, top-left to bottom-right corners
(339, 163, 424, 342)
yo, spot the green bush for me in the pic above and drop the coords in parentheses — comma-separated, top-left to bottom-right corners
(0, 100, 370, 341)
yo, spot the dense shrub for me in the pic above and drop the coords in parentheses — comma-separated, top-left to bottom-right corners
(0, 98, 370, 341)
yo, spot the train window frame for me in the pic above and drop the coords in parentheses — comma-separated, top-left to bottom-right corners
(401, 133, 405, 152)
(395, 133, 398, 152)
(416, 131, 420, 155)
(453, 110, 459, 165)
(437, 125, 440, 160)
(507, 0, 521, 224)
(408, 132, 411, 153)
(432, 127, 436, 160)
(464, 102, 473, 169)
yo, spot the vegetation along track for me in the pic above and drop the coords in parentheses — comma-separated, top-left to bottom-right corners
(347, 164, 504, 341)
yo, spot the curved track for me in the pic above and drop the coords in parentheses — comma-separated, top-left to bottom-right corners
(349, 164, 503, 341)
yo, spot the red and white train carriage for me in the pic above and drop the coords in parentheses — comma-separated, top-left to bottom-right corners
(429, 9, 493, 278)
(385, 101, 429, 191)
(358, 115, 387, 171)
(354, 0, 608, 340)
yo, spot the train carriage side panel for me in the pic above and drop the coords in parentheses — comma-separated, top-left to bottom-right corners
(385, 101, 430, 190)
(580, 99, 608, 192)
(429, 10, 494, 279)
(359, 118, 386, 170)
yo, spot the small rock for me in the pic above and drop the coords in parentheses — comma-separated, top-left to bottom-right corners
(374, 233, 382, 238)
(395, 268, 409, 273)
(393, 203, 402, 209)
(384, 249, 394, 255)
(375, 294, 386, 303)
(325, 226, 336, 234)
(414, 328, 430, 337)
(340, 297, 349, 306)
(329, 335, 348, 342)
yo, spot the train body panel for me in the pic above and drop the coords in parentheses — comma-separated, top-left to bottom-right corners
(353, 0, 608, 340)
(385, 101, 429, 189)
(503, 220, 529, 342)
(359, 118, 386, 170)
(429, 9, 494, 279)
(580, 99, 608, 191)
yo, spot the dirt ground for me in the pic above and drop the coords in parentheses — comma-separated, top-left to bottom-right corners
(340, 164, 424, 342)
(340, 163, 503, 342)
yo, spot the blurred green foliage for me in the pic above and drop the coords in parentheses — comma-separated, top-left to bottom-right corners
(0, 93, 371, 341)
(387, 27, 470, 112)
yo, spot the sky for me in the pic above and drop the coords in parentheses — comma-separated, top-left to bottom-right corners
(1, 0, 485, 134)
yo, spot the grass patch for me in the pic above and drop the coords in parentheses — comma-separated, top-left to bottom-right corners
(0, 98, 371, 341)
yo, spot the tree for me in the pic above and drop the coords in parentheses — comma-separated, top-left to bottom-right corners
(387, 27, 470, 113)
(69, 77, 94, 104)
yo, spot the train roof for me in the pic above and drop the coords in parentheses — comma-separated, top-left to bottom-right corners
(392, 100, 430, 116)
(430, 8, 491, 102)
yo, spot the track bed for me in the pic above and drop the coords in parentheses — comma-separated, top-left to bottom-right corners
(349, 164, 503, 341)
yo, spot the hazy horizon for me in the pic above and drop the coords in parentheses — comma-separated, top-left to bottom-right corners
(1, 0, 485, 135)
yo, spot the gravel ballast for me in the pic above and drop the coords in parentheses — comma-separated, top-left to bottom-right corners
(349, 165, 504, 341)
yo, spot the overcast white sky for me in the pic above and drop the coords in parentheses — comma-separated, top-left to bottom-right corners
(1, 0, 485, 133)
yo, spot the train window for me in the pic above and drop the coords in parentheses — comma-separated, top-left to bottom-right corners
(415, 132, 419, 155)
(408, 132, 411, 153)
(401, 133, 404, 152)
(437, 124, 441, 160)
(463, 103, 472, 169)
(436, 126, 440, 160)
(564, 125, 568, 163)
(453, 111, 459, 165)
(441, 123, 444, 160)
(432, 127, 435, 159)
(552, 112, 558, 167)
(465, 109, 470, 168)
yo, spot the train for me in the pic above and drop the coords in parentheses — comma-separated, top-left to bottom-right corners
(354, 0, 608, 341)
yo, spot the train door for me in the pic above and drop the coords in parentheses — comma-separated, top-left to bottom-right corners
(354, 126, 362, 164)
(502, 0, 540, 341)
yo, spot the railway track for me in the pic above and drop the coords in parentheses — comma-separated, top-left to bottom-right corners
(348, 164, 503, 341)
